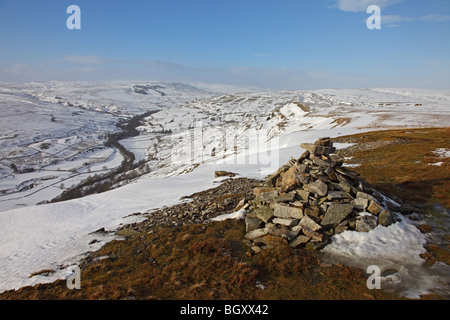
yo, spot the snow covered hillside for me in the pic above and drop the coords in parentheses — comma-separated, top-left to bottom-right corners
(0, 81, 449, 297)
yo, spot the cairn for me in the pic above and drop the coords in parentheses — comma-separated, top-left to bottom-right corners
(242, 137, 396, 253)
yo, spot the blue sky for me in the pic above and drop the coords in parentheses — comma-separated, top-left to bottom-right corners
(0, 0, 449, 89)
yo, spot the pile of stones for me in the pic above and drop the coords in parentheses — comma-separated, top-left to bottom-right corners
(242, 137, 396, 253)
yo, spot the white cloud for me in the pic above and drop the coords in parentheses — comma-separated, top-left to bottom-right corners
(1, 55, 449, 90)
(380, 13, 450, 27)
(334, 0, 403, 12)
(419, 14, 450, 22)
(381, 14, 411, 25)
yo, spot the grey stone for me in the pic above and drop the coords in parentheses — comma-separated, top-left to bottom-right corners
(321, 202, 354, 227)
(315, 146, 336, 155)
(266, 223, 290, 237)
(289, 208, 304, 219)
(314, 137, 332, 146)
(378, 210, 395, 227)
(287, 225, 302, 240)
(304, 179, 328, 197)
(272, 217, 299, 227)
(299, 215, 322, 231)
(355, 215, 378, 232)
(258, 190, 279, 202)
(327, 191, 351, 200)
(296, 173, 311, 184)
(356, 191, 374, 201)
(336, 167, 360, 179)
(290, 201, 305, 208)
(302, 226, 323, 241)
(296, 163, 307, 173)
(300, 143, 335, 155)
(295, 189, 309, 201)
(290, 235, 311, 248)
(274, 191, 297, 203)
(298, 150, 310, 162)
(305, 206, 321, 219)
(245, 228, 269, 240)
(245, 216, 263, 232)
(353, 198, 369, 210)
(300, 143, 317, 153)
(338, 180, 353, 193)
(324, 166, 334, 175)
(273, 203, 303, 219)
(313, 158, 331, 167)
(330, 154, 344, 166)
(254, 187, 278, 198)
(253, 206, 274, 223)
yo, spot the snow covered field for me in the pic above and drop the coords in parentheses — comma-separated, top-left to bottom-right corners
(0, 81, 449, 297)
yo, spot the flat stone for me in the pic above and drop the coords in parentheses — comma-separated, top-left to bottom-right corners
(287, 225, 302, 240)
(245, 216, 263, 232)
(302, 226, 323, 241)
(253, 206, 274, 223)
(290, 235, 311, 248)
(321, 202, 354, 227)
(274, 191, 297, 203)
(265, 223, 290, 237)
(299, 215, 322, 231)
(300, 143, 335, 155)
(330, 154, 344, 166)
(327, 191, 351, 200)
(295, 189, 310, 202)
(300, 143, 317, 153)
(298, 150, 310, 160)
(304, 179, 328, 197)
(305, 206, 321, 219)
(254, 187, 278, 197)
(272, 217, 299, 227)
(258, 190, 279, 202)
(290, 201, 305, 208)
(296, 163, 307, 173)
(353, 198, 369, 210)
(273, 203, 291, 218)
(314, 137, 332, 146)
(245, 228, 270, 240)
(378, 210, 395, 227)
(296, 173, 311, 184)
(273, 203, 303, 219)
(313, 158, 331, 167)
(336, 167, 360, 178)
(314, 146, 336, 155)
(355, 215, 378, 232)
(356, 191, 374, 201)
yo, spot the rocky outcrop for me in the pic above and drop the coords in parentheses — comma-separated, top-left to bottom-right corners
(242, 137, 397, 253)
